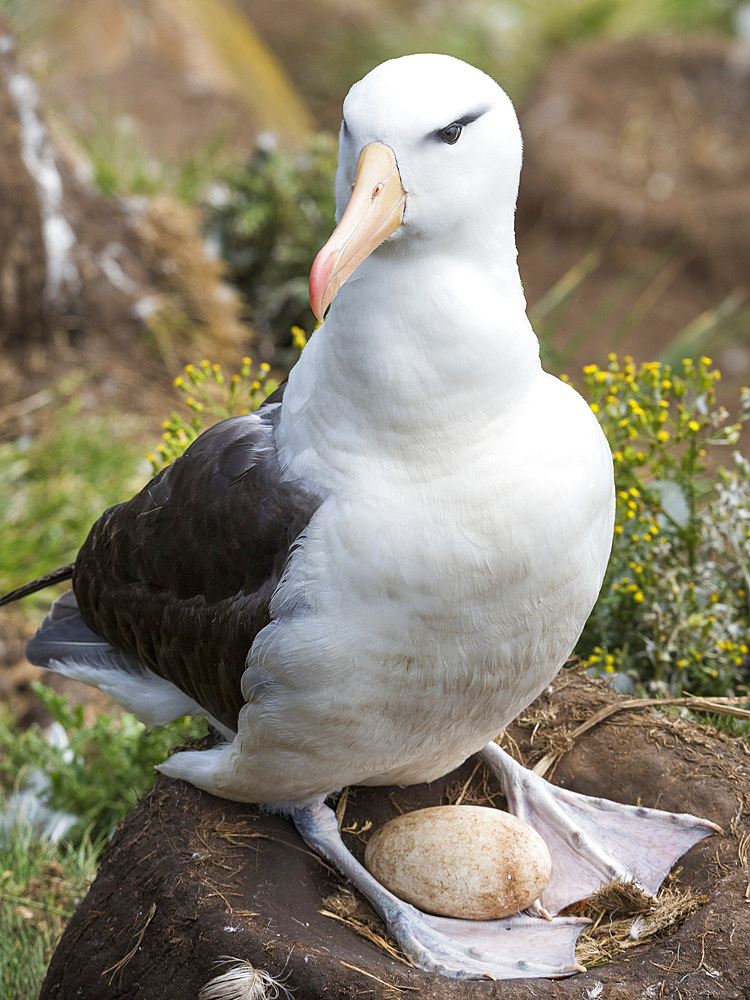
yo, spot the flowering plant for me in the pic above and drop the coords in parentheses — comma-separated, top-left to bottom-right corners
(573, 355, 749, 697)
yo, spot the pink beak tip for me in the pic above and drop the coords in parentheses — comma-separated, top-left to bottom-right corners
(309, 247, 332, 322)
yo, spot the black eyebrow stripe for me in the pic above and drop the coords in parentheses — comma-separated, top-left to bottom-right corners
(453, 106, 490, 128)
(429, 105, 490, 141)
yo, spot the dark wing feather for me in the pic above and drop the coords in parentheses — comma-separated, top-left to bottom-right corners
(73, 388, 321, 731)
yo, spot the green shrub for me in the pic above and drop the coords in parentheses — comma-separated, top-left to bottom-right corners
(574, 355, 749, 697)
(0, 685, 205, 845)
(148, 355, 286, 472)
(206, 135, 336, 365)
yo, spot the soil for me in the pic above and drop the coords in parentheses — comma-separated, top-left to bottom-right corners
(40, 673, 750, 1000)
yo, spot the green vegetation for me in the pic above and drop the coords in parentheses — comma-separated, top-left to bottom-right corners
(0, 821, 97, 1000)
(0, 390, 148, 595)
(0, 685, 205, 844)
(574, 356, 749, 702)
(75, 118, 234, 205)
(150, 354, 283, 472)
(206, 135, 337, 363)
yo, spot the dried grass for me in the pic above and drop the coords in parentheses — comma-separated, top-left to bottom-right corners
(574, 879, 707, 967)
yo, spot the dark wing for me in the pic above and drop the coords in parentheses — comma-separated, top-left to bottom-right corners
(72, 387, 321, 731)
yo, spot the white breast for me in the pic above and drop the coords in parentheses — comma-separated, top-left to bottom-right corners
(222, 364, 613, 805)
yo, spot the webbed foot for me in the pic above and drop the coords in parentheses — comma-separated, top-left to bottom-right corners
(481, 741, 720, 915)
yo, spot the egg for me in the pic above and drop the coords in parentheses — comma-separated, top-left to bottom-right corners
(364, 805, 551, 920)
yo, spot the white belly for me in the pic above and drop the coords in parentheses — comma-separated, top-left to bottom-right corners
(218, 373, 614, 805)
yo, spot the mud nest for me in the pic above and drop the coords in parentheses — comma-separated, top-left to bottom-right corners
(41, 673, 750, 999)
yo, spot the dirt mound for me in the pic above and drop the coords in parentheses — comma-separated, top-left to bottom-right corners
(40, 673, 750, 999)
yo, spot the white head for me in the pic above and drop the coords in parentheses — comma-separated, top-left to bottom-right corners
(310, 54, 524, 319)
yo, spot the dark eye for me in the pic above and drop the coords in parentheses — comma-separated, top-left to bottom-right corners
(440, 123, 462, 145)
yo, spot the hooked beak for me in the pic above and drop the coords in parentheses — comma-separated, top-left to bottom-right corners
(309, 142, 406, 321)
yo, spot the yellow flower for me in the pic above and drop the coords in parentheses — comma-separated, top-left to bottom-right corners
(633, 591, 644, 602)
(173, 376, 183, 387)
(590, 402, 599, 413)
(688, 420, 700, 432)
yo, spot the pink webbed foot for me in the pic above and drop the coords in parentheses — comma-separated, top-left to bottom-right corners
(480, 741, 720, 915)
(292, 801, 588, 980)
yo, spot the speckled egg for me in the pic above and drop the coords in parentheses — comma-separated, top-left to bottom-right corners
(364, 805, 551, 920)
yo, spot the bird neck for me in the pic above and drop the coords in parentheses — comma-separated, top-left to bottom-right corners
(277, 244, 542, 489)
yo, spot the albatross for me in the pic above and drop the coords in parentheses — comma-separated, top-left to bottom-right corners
(1, 53, 717, 980)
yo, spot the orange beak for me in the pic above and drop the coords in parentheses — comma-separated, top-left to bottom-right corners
(309, 142, 406, 322)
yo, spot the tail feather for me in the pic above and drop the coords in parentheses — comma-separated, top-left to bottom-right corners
(26, 590, 207, 730)
(0, 564, 74, 607)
